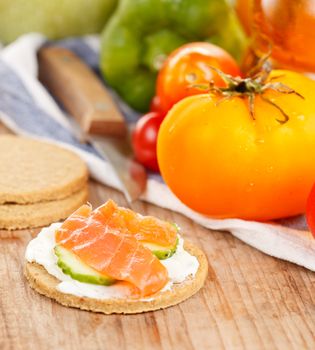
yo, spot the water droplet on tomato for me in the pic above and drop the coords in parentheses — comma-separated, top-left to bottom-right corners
(267, 166, 274, 173)
(245, 182, 255, 192)
(185, 73, 197, 83)
(168, 125, 175, 134)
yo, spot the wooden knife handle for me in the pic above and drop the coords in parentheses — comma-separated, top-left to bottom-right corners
(38, 46, 127, 137)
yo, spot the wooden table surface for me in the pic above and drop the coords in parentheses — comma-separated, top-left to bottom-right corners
(1, 127, 315, 350)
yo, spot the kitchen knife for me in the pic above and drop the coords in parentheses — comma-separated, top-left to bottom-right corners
(38, 46, 147, 202)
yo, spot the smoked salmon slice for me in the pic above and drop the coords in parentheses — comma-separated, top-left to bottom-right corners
(55, 203, 169, 296)
(95, 199, 178, 247)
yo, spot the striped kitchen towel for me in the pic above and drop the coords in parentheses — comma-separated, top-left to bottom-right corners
(1, 33, 314, 270)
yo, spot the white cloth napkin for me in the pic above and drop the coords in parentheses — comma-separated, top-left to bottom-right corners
(1, 33, 314, 270)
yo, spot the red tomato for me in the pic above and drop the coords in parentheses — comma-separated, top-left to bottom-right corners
(156, 42, 242, 114)
(306, 183, 315, 237)
(132, 112, 164, 172)
(150, 96, 164, 115)
(235, 0, 253, 35)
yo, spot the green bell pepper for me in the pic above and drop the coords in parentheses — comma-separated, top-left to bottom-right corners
(100, 0, 246, 112)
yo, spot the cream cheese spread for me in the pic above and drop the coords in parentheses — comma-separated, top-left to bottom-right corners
(25, 223, 199, 300)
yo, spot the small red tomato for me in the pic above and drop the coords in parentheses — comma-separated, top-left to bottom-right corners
(132, 112, 164, 172)
(150, 96, 162, 113)
(156, 42, 242, 114)
(306, 183, 315, 237)
(150, 96, 167, 118)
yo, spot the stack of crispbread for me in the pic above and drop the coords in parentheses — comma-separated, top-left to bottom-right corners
(0, 135, 88, 230)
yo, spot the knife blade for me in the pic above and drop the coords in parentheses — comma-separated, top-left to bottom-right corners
(38, 46, 147, 202)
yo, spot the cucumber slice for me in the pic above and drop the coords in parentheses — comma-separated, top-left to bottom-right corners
(143, 237, 179, 260)
(54, 245, 115, 286)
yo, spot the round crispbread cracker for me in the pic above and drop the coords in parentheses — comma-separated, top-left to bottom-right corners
(0, 186, 88, 230)
(0, 135, 88, 204)
(24, 241, 208, 314)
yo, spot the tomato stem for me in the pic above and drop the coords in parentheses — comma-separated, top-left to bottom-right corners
(194, 56, 304, 124)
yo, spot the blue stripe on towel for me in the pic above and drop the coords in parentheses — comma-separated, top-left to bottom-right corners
(0, 60, 99, 156)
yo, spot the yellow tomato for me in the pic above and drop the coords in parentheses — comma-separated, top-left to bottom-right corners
(157, 70, 315, 221)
